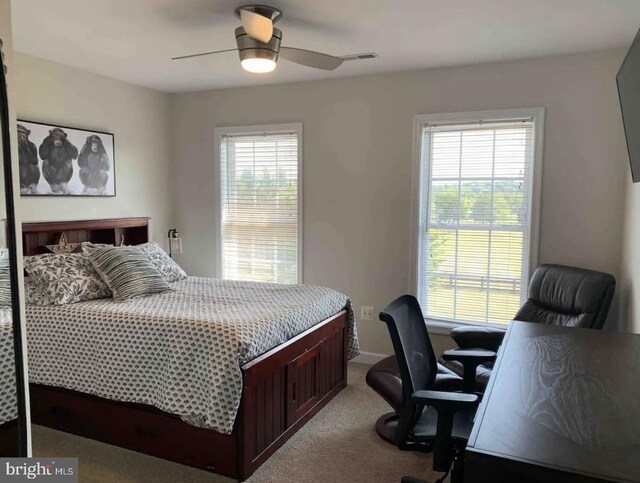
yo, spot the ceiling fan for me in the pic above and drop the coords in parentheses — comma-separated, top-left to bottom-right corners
(171, 4, 347, 73)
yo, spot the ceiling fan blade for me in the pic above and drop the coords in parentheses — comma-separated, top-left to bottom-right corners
(279, 47, 344, 71)
(171, 48, 237, 61)
(240, 10, 273, 43)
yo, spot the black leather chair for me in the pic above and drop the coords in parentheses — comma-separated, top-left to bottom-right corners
(378, 295, 492, 483)
(442, 264, 616, 390)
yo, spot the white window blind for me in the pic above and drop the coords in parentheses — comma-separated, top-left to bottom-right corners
(219, 129, 301, 284)
(417, 116, 539, 325)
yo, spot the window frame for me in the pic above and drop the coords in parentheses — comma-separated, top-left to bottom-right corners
(410, 108, 545, 332)
(213, 123, 304, 284)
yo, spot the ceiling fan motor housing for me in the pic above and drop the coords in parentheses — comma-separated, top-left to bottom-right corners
(235, 26, 282, 64)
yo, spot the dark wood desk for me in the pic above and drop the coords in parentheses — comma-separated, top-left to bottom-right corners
(465, 321, 640, 483)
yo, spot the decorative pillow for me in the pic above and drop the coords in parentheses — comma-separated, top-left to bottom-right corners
(82, 244, 171, 302)
(23, 253, 112, 305)
(24, 276, 51, 306)
(0, 249, 11, 307)
(137, 242, 187, 283)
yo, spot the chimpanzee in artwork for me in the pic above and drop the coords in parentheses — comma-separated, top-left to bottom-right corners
(78, 135, 111, 195)
(17, 124, 40, 194)
(38, 127, 78, 194)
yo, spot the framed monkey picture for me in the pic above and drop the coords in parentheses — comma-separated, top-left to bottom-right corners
(17, 120, 115, 197)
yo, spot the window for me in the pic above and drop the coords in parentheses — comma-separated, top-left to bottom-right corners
(414, 109, 543, 326)
(215, 124, 302, 284)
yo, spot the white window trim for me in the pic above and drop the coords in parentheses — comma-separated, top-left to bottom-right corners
(213, 123, 304, 283)
(410, 108, 545, 330)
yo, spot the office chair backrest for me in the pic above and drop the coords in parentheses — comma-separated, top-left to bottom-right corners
(379, 295, 437, 403)
(514, 264, 616, 329)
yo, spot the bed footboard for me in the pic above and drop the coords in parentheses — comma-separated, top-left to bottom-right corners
(237, 309, 348, 479)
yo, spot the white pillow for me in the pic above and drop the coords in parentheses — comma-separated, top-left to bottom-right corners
(137, 242, 188, 283)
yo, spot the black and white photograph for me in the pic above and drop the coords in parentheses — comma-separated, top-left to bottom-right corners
(17, 120, 115, 196)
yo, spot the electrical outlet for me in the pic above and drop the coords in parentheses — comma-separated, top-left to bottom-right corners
(361, 306, 375, 320)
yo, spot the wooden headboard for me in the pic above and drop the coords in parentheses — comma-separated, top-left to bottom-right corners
(21, 218, 150, 256)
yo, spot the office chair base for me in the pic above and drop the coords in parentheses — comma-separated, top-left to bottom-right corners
(375, 412, 399, 444)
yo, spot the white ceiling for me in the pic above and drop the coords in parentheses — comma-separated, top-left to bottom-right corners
(11, 0, 640, 93)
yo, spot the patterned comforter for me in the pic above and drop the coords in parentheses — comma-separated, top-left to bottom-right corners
(26, 277, 359, 434)
(0, 308, 17, 426)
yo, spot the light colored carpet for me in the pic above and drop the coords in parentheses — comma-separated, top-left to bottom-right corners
(33, 363, 443, 482)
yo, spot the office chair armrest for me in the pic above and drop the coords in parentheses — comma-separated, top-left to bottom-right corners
(450, 326, 506, 351)
(395, 390, 478, 445)
(411, 390, 479, 413)
(442, 349, 496, 394)
(409, 390, 479, 473)
(441, 348, 496, 365)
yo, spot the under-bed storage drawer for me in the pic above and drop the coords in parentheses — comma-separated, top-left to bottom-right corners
(30, 384, 238, 477)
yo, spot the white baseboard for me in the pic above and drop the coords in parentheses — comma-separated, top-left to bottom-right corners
(351, 351, 389, 365)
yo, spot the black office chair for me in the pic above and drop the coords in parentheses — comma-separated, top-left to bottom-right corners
(379, 295, 494, 483)
(366, 350, 464, 443)
(442, 264, 616, 390)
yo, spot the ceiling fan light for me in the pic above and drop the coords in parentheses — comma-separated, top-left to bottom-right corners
(241, 57, 277, 73)
(236, 26, 281, 74)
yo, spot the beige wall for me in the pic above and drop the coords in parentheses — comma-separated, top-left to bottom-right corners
(171, 49, 628, 356)
(13, 53, 174, 243)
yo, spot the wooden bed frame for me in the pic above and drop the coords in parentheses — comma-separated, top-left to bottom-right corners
(22, 218, 348, 481)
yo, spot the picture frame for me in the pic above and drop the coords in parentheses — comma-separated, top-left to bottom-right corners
(16, 119, 115, 197)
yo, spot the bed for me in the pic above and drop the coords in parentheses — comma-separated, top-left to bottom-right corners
(0, 307, 18, 456)
(23, 218, 358, 480)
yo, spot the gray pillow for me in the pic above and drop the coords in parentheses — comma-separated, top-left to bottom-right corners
(23, 253, 112, 305)
(83, 244, 170, 301)
(137, 242, 187, 283)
